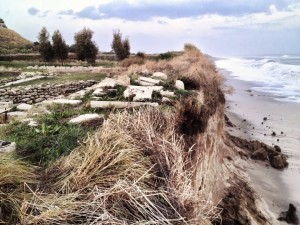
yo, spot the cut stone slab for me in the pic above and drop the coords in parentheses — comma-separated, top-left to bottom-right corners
(68, 90, 87, 100)
(138, 76, 161, 86)
(17, 103, 32, 111)
(175, 80, 185, 90)
(0, 141, 16, 153)
(44, 99, 82, 105)
(160, 90, 175, 97)
(124, 85, 163, 101)
(7, 111, 27, 122)
(69, 114, 104, 124)
(2, 75, 45, 87)
(90, 101, 159, 109)
(97, 78, 117, 88)
(93, 88, 105, 96)
(0, 101, 13, 111)
(151, 72, 168, 80)
(162, 97, 172, 103)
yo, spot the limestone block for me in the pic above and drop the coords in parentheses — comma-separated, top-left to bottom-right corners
(90, 101, 159, 109)
(151, 72, 168, 80)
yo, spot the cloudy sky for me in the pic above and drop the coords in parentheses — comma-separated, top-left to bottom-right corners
(1, 0, 300, 56)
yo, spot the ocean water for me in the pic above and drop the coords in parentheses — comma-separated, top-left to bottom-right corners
(215, 55, 300, 103)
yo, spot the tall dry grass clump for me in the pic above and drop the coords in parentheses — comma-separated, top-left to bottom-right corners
(0, 154, 38, 224)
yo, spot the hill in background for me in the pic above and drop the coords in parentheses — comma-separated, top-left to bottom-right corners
(0, 18, 35, 54)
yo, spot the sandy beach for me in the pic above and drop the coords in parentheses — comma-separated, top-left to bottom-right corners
(222, 70, 300, 221)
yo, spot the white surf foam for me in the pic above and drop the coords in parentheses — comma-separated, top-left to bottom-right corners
(215, 56, 300, 103)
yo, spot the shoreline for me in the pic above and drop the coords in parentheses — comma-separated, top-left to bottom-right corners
(221, 69, 300, 221)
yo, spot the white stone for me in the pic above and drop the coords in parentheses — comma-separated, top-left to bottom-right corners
(0, 101, 13, 111)
(2, 75, 45, 87)
(17, 103, 32, 111)
(138, 76, 161, 86)
(151, 72, 168, 80)
(93, 88, 105, 96)
(7, 111, 27, 122)
(175, 80, 185, 90)
(97, 78, 117, 88)
(90, 101, 159, 109)
(0, 141, 16, 153)
(160, 90, 175, 97)
(162, 97, 172, 103)
(44, 99, 82, 105)
(115, 75, 130, 86)
(123, 85, 163, 101)
(68, 90, 87, 100)
(69, 114, 104, 124)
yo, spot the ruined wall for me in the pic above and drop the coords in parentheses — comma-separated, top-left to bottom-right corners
(0, 80, 97, 104)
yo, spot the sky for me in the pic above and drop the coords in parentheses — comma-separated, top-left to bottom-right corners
(0, 0, 300, 56)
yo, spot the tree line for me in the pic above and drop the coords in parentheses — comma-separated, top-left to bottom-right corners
(38, 27, 130, 64)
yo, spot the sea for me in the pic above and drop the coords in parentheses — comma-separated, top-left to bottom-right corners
(215, 55, 300, 103)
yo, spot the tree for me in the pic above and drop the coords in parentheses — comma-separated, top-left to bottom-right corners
(38, 27, 54, 62)
(111, 30, 130, 61)
(74, 28, 98, 64)
(52, 30, 68, 65)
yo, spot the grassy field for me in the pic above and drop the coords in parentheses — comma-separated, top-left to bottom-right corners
(0, 60, 116, 69)
(8, 72, 106, 88)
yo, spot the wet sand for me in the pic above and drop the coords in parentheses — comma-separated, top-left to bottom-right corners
(222, 70, 300, 221)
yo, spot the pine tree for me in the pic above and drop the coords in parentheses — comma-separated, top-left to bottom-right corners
(52, 30, 68, 65)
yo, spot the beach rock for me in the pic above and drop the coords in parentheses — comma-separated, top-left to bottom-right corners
(251, 148, 268, 161)
(151, 72, 168, 80)
(270, 154, 288, 169)
(16, 103, 32, 111)
(0, 141, 16, 153)
(175, 80, 185, 90)
(278, 204, 299, 225)
(263, 117, 267, 121)
(224, 114, 234, 127)
(274, 145, 282, 152)
(272, 131, 276, 136)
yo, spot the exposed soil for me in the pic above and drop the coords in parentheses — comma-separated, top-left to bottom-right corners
(213, 179, 268, 225)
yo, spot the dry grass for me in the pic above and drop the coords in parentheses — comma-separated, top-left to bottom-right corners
(0, 154, 38, 224)
(119, 55, 146, 67)
(0, 27, 31, 48)
(10, 107, 222, 224)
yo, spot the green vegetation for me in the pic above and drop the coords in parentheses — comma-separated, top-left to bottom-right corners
(0, 27, 34, 54)
(0, 105, 99, 166)
(74, 28, 98, 64)
(38, 27, 54, 62)
(111, 30, 130, 61)
(8, 72, 106, 88)
(52, 30, 68, 64)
